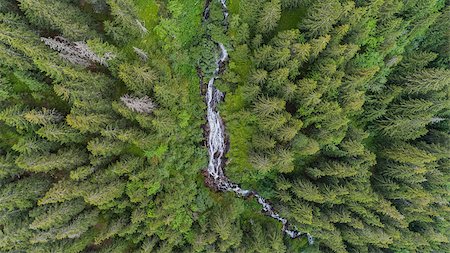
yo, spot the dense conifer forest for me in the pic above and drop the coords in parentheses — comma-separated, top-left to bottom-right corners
(0, 0, 449, 252)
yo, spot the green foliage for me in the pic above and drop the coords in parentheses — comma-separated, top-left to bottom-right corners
(0, 176, 51, 210)
(16, 148, 88, 173)
(36, 123, 86, 144)
(0, 0, 449, 252)
(0, 105, 31, 132)
(104, 0, 145, 44)
(24, 108, 63, 125)
(30, 198, 86, 230)
(118, 63, 157, 94)
(301, 0, 343, 38)
(18, 0, 99, 40)
(257, 0, 282, 33)
(221, 0, 449, 252)
(402, 68, 450, 94)
(30, 209, 99, 243)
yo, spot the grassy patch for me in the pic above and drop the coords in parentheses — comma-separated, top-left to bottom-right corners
(229, 0, 240, 15)
(123, 0, 159, 56)
(276, 6, 307, 32)
(135, 0, 159, 29)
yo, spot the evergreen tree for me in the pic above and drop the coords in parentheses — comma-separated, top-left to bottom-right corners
(301, 0, 343, 38)
(0, 176, 51, 210)
(18, 0, 99, 40)
(118, 63, 157, 95)
(104, 0, 146, 44)
(30, 198, 86, 230)
(257, 0, 282, 33)
(24, 108, 63, 125)
(16, 148, 89, 173)
(402, 68, 450, 94)
(36, 123, 86, 144)
(0, 0, 448, 252)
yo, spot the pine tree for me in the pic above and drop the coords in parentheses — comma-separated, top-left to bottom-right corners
(16, 148, 88, 173)
(29, 230, 94, 253)
(0, 42, 34, 71)
(257, 112, 289, 132)
(0, 105, 31, 132)
(254, 45, 274, 68)
(104, 0, 145, 44)
(24, 108, 63, 125)
(250, 69, 268, 85)
(291, 179, 325, 203)
(0, 210, 34, 251)
(266, 67, 290, 93)
(18, 0, 98, 40)
(0, 176, 51, 210)
(0, 154, 23, 179)
(252, 96, 285, 116)
(66, 112, 114, 133)
(36, 123, 86, 144)
(421, 6, 450, 67)
(30, 198, 86, 230)
(301, 0, 343, 38)
(256, 0, 281, 33)
(94, 217, 128, 244)
(38, 179, 82, 205)
(269, 48, 291, 69)
(249, 152, 274, 173)
(31, 209, 99, 243)
(87, 137, 125, 157)
(271, 148, 295, 173)
(376, 98, 445, 140)
(108, 155, 144, 176)
(395, 51, 438, 74)
(82, 180, 126, 206)
(274, 118, 303, 142)
(70, 166, 96, 181)
(11, 136, 59, 155)
(118, 63, 157, 95)
(402, 68, 450, 94)
(292, 42, 311, 63)
(306, 161, 358, 179)
(380, 141, 436, 167)
(309, 35, 331, 58)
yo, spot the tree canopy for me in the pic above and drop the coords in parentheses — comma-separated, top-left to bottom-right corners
(0, 0, 448, 252)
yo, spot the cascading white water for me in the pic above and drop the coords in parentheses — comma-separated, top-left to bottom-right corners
(203, 0, 313, 245)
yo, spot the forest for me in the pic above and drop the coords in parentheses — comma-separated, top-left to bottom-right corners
(0, 0, 448, 252)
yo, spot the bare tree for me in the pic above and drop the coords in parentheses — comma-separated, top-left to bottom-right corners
(120, 94, 156, 114)
(41, 36, 115, 67)
(132, 47, 148, 62)
(135, 19, 148, 35)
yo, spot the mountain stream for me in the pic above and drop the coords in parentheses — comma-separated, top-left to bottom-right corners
(202, 0, 313, 244)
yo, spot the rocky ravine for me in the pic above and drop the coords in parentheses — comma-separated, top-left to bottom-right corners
(201, 0, 314, 244)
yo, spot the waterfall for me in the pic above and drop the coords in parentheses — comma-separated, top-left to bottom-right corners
(202, 0, 313, 245)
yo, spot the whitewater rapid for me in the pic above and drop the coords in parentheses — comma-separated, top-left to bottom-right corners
(203, 0, 313, 244)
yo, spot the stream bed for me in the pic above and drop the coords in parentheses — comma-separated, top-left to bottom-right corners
(202, 0, 313, 244)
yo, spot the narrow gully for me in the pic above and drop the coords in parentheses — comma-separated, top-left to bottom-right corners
(201, 0, 313, 244)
